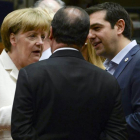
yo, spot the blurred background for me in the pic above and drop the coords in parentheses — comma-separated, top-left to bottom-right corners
(0, 0, 140, 52)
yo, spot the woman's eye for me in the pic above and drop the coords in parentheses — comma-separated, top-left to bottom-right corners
(41, 35, 46, 40)
(29, 34, 36, 38)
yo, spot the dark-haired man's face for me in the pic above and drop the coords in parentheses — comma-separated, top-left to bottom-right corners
(88, 10, 119, 60)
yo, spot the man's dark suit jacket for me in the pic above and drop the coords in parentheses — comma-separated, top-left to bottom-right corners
(113, 44, 140, 140)
(11, 50, 127, 140)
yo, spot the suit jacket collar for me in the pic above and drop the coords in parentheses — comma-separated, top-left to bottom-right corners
(50, 49, 85, 60)
(0, 49, 19, 80)
(113, 44, 140, 79)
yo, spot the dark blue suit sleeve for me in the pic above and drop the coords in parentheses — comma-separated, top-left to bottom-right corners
(126, 59, 140, 140)
(11, 68, 38, 140)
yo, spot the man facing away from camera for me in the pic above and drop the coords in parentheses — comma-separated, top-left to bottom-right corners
(11, 6, 128, 140)
(86, 2, 140, 140)
(34, 0, 65, 60)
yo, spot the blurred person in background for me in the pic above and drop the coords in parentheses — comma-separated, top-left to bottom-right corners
(0, 7, 51, 140)
(34, 0, 65, 60)
(34, 0, 65, 13)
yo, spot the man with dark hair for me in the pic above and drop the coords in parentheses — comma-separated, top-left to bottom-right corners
(86, 2, 140, 140)
(11, 6, 127, 140)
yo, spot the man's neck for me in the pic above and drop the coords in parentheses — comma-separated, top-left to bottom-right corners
(51, 39, 81, 53)
(108, 37, 131, 60)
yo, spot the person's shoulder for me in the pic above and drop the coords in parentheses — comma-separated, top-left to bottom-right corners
(123, 44, 140, 65)
(18, 60, 50, 81)
(132, 45, 140, 62)
(89, 64, 120, 99)
(25, 59, 48, 68)
(0, 56, 4, 71)
(0, 61, 3, 72)
(88, 62, 117, 83)
(131, 44, 140, 54)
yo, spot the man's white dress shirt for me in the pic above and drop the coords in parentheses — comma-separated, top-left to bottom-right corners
(39, 47, 52, 61)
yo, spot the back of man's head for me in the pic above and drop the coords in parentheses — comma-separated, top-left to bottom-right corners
(51, 6, 90, 47)
(86, 2, 132, 40)
(34, 0, 65, 13)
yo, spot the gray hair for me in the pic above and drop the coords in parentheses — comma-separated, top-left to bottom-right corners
(54, 0, 65, 7)
(34, 0, 65, 8)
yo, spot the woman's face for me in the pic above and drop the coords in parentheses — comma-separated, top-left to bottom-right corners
(11, 30, 48, 68)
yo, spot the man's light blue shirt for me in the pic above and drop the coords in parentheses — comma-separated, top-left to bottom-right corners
(104, 40, 137, 75)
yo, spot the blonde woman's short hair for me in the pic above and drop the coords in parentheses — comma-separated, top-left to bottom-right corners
(1, 7, 52, 52)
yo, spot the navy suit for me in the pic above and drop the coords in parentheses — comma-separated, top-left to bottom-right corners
(113, 44, 140, 140)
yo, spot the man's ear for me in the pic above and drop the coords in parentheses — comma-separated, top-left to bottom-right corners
(49, 26, 53, 40)
(115, 19, 125, 35)
(10, 33, 17, 47)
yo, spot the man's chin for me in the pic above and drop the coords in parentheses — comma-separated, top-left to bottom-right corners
(95, 50, 103, 57)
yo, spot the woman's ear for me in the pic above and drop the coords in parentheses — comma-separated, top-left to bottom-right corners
(115, 19, 125, 35)
(85, 37, 88, 45)
(10, 33, 17, 47)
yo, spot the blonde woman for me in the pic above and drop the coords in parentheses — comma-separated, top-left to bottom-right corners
(0, 7, 51, 140)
